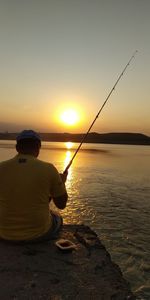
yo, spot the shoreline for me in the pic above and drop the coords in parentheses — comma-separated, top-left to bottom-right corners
(0, 132, 150, 146)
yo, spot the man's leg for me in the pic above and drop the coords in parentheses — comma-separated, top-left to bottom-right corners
(50, 210, 63, 235)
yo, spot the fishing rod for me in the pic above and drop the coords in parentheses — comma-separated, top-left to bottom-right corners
(64, 50, 138, 174)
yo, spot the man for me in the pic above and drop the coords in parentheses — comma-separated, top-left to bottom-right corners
(0, 130, 68, 242)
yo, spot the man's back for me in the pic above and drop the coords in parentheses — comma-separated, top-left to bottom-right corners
(0, 154, 66, 241)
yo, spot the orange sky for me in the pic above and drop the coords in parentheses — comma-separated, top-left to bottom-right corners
(0, 1, 149, 135)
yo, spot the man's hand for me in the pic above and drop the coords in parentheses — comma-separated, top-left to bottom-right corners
(60, 170, 68, 183)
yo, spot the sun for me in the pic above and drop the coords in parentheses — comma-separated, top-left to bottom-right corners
(60, 109, 79, 126)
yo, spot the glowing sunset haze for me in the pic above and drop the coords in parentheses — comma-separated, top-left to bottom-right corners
(0, 1, 149, 135)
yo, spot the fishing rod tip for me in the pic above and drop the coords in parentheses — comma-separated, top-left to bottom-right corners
(132, 50, 138, 58)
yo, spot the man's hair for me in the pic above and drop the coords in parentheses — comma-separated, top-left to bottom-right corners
(16, 138, 41, 154)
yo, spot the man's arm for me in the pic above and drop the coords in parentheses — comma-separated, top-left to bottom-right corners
(59, 170, 68, 184)
(53, 192, 68, 209)
(49, 165, 68, 208)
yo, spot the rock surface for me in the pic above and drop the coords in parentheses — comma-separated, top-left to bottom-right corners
(0, 224, 135, 300)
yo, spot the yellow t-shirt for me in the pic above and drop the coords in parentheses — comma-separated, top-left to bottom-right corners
(0, 154, 67, 240)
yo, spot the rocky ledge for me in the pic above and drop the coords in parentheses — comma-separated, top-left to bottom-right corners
(0, 224, 135, 300)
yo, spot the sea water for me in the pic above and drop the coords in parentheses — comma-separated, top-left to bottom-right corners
(0, 140, 150, 300)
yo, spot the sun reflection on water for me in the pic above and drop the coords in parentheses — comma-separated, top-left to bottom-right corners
(65, 141, 74, 150)
(63, 142, 74, 182)
(64, 150, 72, 182)
(48, 141, 98, 226)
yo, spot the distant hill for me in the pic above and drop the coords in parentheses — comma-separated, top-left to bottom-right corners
(0, 132, 150, 145)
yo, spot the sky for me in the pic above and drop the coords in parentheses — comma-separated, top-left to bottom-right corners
(0, 0, 150, 135)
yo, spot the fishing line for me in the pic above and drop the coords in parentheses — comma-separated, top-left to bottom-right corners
(64, 50, 138, 174)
